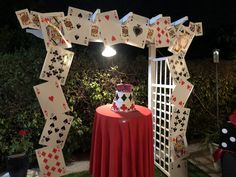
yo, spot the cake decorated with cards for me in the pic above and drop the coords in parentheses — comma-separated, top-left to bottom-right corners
(111, 84, 136, 112)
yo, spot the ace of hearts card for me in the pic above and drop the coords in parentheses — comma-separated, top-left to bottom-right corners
(33, 80, 70, 119)
(98, 10, 123, 46)
(39, 113, 73, 148)
(154, 16, 171, 48)
(125, 13, 149, 49)
(170, 78, 194, 108)
(39, 46, 74, 85)
(36, 146, 66, 177)
(170, 133, 189, 161)
(168, 25, 195, 58)
(39, 12, 72, 50)
(166, 55, 190, 83)
(15, 9, 32, 29)
(170, 107, 190, 137)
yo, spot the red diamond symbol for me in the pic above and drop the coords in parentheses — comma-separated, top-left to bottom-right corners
(112, 102, 118, 110)
(158, 33, 161, 38)
(53, 148, 57, 153)
(51, 166, 56, 171)
(156, 21, 160, 25)
(54, 155, 59, 160)
(161, 30, 165, 35)
(158, 40, 162, 44)
(48, 153, 53, 158)
(58, 168, 62, 173)
(56, 162, 61, 166)
(45, 165, 50, 170)
(120, 104, 127, 111)
(43, 158, 48, 163)
(156, 27, 160, 31)
(166, 39, 170, 43)
(42, 152, 46, 156)
(47, 172, 51, 177)
(164, 20, 168, 25)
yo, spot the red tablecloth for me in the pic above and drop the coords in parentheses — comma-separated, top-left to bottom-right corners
(89, 104, 154, 177)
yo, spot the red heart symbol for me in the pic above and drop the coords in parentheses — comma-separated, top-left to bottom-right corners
(105, 15, 109, 21)
(180, 80, 185, 85)
(179, 101, 184, 106)
(112, 36, 116, 41)
(172, 96, 176, 102)
(48, 96, 54, 102)
(187, 85, 192, 90)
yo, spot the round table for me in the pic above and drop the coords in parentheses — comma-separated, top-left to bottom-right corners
(89, 104, 154, 177)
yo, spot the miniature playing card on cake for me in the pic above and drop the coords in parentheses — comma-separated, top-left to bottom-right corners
(111, 84, 136, 112)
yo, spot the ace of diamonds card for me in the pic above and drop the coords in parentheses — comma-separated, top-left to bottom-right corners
(170, 78, 194, 108)
(40, 46, 74, 85)
(33, 80, 70, 119)
(39, 114, 73, 148)
(36, 146, 66, 177)
(98, 10, 123, 46)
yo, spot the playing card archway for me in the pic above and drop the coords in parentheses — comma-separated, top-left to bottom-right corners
(16, 7, 203, 177)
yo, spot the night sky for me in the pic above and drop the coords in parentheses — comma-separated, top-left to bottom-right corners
(0, 0, 236, 58)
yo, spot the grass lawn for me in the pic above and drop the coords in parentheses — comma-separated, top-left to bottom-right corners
(62, 162, 210, 177)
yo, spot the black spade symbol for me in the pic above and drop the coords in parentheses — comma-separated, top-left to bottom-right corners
(177, 110, 180, 114)
(50, 123, 54, 128)
(59, 133, 63, 137)
(53, 116, 57, 121)
(176, 77, 180, 81)
(179, 72, 182, 76)
(48, 130, 52, 135)
(56, 140, 62, 143)
(63, 119, 68, 124)
(183, 111, 187, 115)
(133, 24, 143, 37)
(76, 24, 81, 29)
(78, 13, 83, 18)
(61, 126, 66, 131)
(75, 35, 79, 40)
(177, 164, 181, 168)
(45, 137, 50, 142)
(183, 73, 187, 77)
(55, 128, 59, 132)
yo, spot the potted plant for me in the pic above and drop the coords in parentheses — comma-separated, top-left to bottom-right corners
(7, 130, 33, 177)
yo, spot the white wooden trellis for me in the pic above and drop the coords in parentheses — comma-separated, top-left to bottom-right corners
(148, 44, 188, 177)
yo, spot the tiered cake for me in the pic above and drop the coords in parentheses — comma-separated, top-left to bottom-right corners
(111, 84, 136, 112)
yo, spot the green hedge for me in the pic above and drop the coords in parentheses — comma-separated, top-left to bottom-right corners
(0, 42, 235, 170)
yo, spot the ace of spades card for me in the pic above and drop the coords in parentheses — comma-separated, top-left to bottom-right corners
(36, 146, 66, 177)
(125, 14, 149, 48)
(98, 10, 123, 46)
(67, 16, 91, 46)
(170, 133, 189, 161)
(39, 46, 74, 85)
(33, 80, 70, 119)
(155, 16, 171, 48)
(170, 160, 188, 177)
(39, 12, 72, 50)
(170, 107, 190, 136)
(15, 9, 32, 29)
(39, 114, 73, 148)
(170, 78, 194, 108)
(68, 6, 92, 20)
(167, 55, 190, 83)
(168, 25, 195, 58)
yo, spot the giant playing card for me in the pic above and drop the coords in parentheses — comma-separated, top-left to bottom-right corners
(33, 80, 70, 119)
(170, 78, 193, 108)
(39, 114, 73, 148)
(39, 12, 71, 50)
(15, 9, 32, 29)
(166, 55, 190, 83)
(170, 107, 190, 136)
(68, 6, 92, 19)
(155, 16, 171, 48)
(36, 146, 66, 177)
(98, 10, 122, 46)
(125, 13, 149, 49)
(40, 46, 74, 85)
